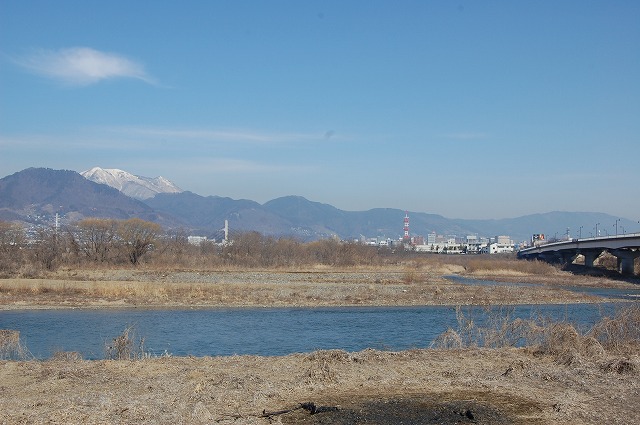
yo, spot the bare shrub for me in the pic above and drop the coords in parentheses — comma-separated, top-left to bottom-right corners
(539, 323, 581, 355)
(105, 325, 146, 360)
(18, 264, 45, 279)
(581, 336, 606, 358)
(305, 349, 352, 363)
(588, 304, 640, 354)
(0, 330, 31, 360)
(477, 306, 533, 348)
(402, 269, 424, 284)
(432, 306, 545, 349)
(52, 351, 83, 362)
(599, 358, 638, 375)
(430, 329, 463, 349)
(431, 305, 640, 367)
(303, 350, 351, 384)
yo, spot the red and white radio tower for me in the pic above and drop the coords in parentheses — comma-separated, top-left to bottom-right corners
(403, 211, 410, 243)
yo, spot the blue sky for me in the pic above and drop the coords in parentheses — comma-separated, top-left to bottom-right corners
(1, 1, 639, 220)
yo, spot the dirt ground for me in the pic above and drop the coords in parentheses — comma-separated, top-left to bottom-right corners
(1, 347, 638, 424)
(1, 268, 638, 424)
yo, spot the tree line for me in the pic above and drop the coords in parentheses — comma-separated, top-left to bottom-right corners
(0, 218, 395, 276)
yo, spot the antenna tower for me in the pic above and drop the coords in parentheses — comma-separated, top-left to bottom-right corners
(403, 211, 410, 243)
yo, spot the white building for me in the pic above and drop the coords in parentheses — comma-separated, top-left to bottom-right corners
(486, 242, 515, 254)
(495, 235, 512, 245)
(188, 236, 208, 245)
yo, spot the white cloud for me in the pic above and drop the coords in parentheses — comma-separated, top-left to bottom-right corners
(15, 47, 155, 86)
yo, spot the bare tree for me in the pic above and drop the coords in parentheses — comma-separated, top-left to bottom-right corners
(117, 218, 162, 265)
(76, 218, 118, 263)
(31, 226, 63, 271)
(0, 221, 25, 274)
(154, 227, 190, 266)
(0, 221, 25, 252)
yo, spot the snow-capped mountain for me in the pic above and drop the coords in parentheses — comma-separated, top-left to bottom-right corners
(81, 167, 182, 200)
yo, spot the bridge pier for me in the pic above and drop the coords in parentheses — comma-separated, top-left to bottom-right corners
(611, 249, 640, 275)
(581, 249, 603, 268)
(560, 251, 578, 265)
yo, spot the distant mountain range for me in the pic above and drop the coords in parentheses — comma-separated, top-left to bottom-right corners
(1, 167, 637, 243)
(0, 168, 177, 227)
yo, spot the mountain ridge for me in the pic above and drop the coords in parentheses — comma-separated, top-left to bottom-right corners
(0, 168, 180, 227)
(1, 167, 636, 243)
(81, 167, 182, 200)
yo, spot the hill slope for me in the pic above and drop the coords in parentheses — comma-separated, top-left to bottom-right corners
(0, 168, 174, 226)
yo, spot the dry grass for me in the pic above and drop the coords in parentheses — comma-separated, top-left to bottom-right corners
(432, 304, 640, 368)
(105, 325, 147, 360)
(463, 256, 560, 276)
(588, 304, 640, 354)
(0, 269, 603, 309)
(1, 341, 638, 424)
(0, 330, 31, 360)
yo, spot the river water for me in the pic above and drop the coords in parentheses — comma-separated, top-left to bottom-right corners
(0, 302, 633, 360)
(2, 276, 639, 359)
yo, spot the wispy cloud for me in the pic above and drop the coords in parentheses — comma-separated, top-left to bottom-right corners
(137, 157, 316, 174)
(14, 47, 156, 86)
(0, 124, 343, 151)
(102, 126, 339, 144)
(440, 132, 490, 141)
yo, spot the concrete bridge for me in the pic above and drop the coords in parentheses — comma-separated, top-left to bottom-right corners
(517, 234, 640, 275)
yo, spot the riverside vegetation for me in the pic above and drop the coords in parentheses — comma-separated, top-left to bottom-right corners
(0, 218, 639, 423)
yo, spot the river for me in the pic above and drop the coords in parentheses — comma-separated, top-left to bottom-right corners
(1, 302, 633, 360)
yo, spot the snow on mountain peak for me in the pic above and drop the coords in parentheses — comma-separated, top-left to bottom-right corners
(81, 167, 182, 200)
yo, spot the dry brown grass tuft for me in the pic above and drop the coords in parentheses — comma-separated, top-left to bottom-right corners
(0, 329, 31, 360)
(588, 304, 640, 354)
(51, 351, 83, 362)
(402, 269, 425, 283)
(432, 304, 640, 368)
(105, 325, 147, 360)
(303, 350, 353, 384)
(431, 329, 464, 349)
(304, 349, 353, 363)
(599, 358, 639, 375)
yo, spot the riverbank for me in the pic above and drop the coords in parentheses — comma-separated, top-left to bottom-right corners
(1, 267, 639, 424)
(1, 345, 638, 424)
(3, 267, 636, 310)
